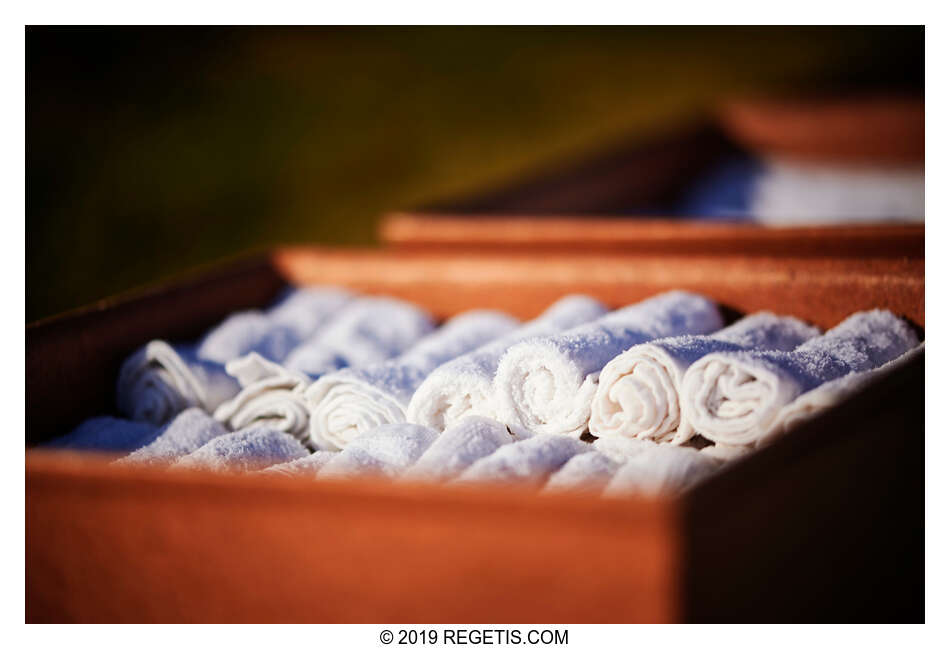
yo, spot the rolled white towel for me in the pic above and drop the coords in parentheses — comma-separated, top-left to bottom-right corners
(319, 423, 439, 480)
(766, 342, 924, 443)
(174, 426, 310, 472)
(603, 442, 723, 497)
(197, 287, 353, 363)
(216, 299, 434, 444)
(454, 434, 592, 487)
(213, 354, 313, 442)
(494, 291, 723, 438)
(304, 310, 519, 450)
(116, 287, 351, 426)
(589, 312, 820, 445)
(116, 340, 242, 426)
(45, 416, 160, 453)
(116, 408, 231, 466)
(259, 451, 339, 477)
(283, 296, 435, 376)
(407, 295, 607, 431)
(543, 450, 622, 494)
(681, 309, 920, 447)
(401, 416, 515, 482)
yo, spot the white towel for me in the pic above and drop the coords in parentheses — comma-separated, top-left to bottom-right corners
(214, 298, 435, 444)
(196, 287, 352, 363)
(602, 442, 723, 497)
(115, 287, 351, 425)
(174, 426, 309, 472)
(401, 416, 515, 482)
(454, 434, 592, 487)
(319, 423, 439, 480)
(283, 296, 435, 376)
(681, 309, 920, 447)
(592, 435, 663, 463)
(116, 340, 242, 425)
(494, 291, 723, 438)
(543, 450, 622, 494)
(304, 310, 519, 450)
(589, 313, 820, 445)
(259, 451, 339, 477)
(212, 354, 313, 442)
(116, 408, 231, 466)
(765, 342, 924, 443)
(406, 295, 607, 431)
(45, 417, 160, 453)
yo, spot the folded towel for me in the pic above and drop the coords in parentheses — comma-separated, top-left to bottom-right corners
(213, 354, 313, 442)
(174, 426, 309, 472)
(454, 434, 592, 487)
(401, 416, 515, 482)
(197, 287, 353, 363)
(116, 340, 242, 425)
(589, 312, 820, 445)
(319, 423, 439, 479)
(259, 451, 339, 477)
(407, 295, 608, 431)
(543, 450, 622, 494)
(494, 291, 723, 438)
(283, 296, 435, 376)
(681, 309, 920, 447)
(765, 342, 924, 444)
(116, 408, 230, 466)
(45, 416, 160, 453)
(305, 310, 520, 450)
(602, 442, 723, 497)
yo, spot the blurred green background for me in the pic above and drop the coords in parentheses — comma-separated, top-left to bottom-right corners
(26, 26, 923, 321)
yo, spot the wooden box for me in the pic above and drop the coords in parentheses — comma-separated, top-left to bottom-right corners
(26, 247, 924, 622)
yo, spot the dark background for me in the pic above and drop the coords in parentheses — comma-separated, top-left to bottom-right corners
(26, 26, 923, 321)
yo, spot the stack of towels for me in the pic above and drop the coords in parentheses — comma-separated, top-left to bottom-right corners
(47, 286, 922, 497)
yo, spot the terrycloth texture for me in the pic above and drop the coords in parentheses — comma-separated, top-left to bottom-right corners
(116, 340, 242, 425)
(46, 417, 159, 453)
(283, 296, 435, 376)
(305, 310, 520, 450)
(116, 288, 350, 426)
(319, 424, 439, 479)
(197, 287, 353, 363)
(174, 426, 309, 472)
(589, 313, 820, 445)
(454, 434, 592, 487)
(603, 442, 723, 497)
(117, 408, 230, 466)
(260, 451, 339, 477)
(766, 342, 925, 443)
(213, 354, 313, 443)
(543, 450, 621, 493)
(681, 310, 920, 447)
(407, 295, 607, 431)
(494, 291, 723, 438)
(592, 436, 664, 463)
(401, 416, 515, 482)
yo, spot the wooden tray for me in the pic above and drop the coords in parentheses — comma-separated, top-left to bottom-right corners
(25, 248, 924, 622)
(381, 213, 924, 258)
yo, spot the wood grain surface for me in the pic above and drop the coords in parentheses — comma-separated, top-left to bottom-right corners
(26, 452, 677, 623)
